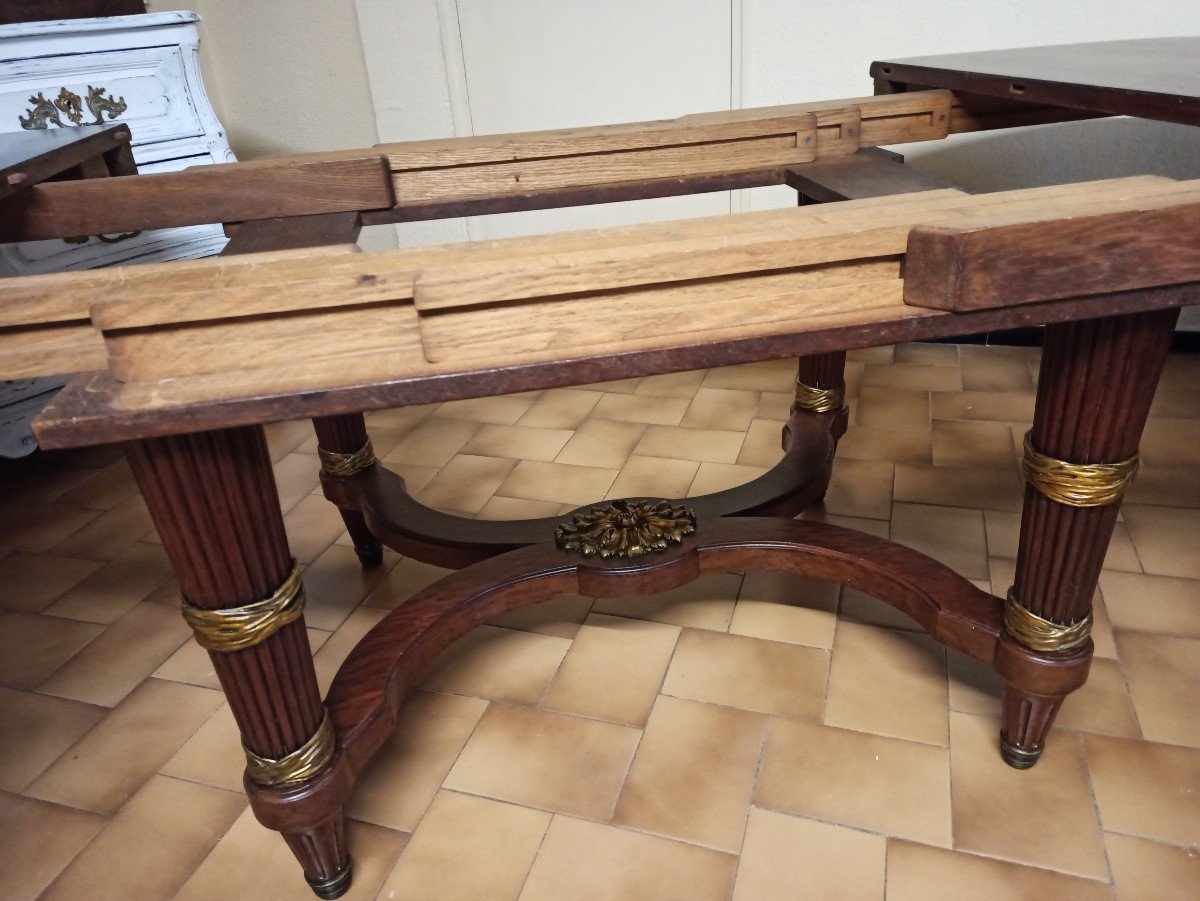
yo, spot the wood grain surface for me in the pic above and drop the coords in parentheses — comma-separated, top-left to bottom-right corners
(0, 156, 394, 243)
(905, 202, 1200, 310)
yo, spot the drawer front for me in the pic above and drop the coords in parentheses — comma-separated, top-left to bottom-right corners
(0, 44, 203, 147)
(0, 153, 228, 275)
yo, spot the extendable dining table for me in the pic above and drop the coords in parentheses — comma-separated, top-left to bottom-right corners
(1, 37, 1197, 897)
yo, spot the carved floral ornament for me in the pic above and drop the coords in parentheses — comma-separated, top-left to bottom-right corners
(19, 85, 127, 130)
(554, 499, 697, 559)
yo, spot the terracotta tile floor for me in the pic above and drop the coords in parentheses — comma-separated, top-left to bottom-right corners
(2, 342, 1199, 899)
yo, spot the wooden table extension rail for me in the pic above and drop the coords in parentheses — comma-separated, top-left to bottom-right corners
(2, 39, 1199, 897)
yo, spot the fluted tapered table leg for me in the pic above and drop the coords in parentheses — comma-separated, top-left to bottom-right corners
(794, 351, 849, 435)
(791, 351, 850, 503)
(999, 306, 1178, 768)
(312, 413, 384, 568)
(125, 426, 353, 898)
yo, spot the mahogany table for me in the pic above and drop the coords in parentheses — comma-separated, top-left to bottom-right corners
(3, 38, 1198, 898)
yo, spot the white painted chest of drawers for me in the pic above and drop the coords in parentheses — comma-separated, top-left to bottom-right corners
(0, 11, 232, 456)
(0, 10, 233, 274)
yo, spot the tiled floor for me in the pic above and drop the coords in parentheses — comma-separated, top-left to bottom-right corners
(2, 342, 1199, 899)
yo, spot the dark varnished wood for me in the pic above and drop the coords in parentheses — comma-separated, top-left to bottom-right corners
(35, 282, 1200, 450)
(322, 407, 834, 569)
(0, 156, 394, 243)
(221, 211, 363, 254)
(123, 426, 350, 892)
(326, 517, 1003, 772)
(785, 147, 960, 203)
(0, 0, 144, 24)
(1000, 306, 1179, 765)
(312, 412, 384, 567)
(1015, 308, 1179, 625)
(793, 351, 849, 452)
(872, 38, 1200, 126)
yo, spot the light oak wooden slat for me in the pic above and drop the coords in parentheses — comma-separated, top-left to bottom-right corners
(372, 175, 1164, 270)
(104, 303, 424, 384)
(0, 156, 394, 243)
(0, 245, 358, 329)
(0, 324, 107, 380)
(383, 93, 951, 207)
(16, 185, 966, 324)
(857, 91, 953, 146)
(82, 175, 1168, 334)
(365, 177, 1148, 311)
(411, 178, 1200, 312)
(72, 170, 1200, 411)
(0, 92, 961, 248)
(384, 113, 819, 170)
(419, 260, 905, 365)
(905, 202, 1200, 311)
(681, 91, 952, 149)
(231, 92, 951, 172)
(88, 254, 413, 330)
(391, 127, 816, 204)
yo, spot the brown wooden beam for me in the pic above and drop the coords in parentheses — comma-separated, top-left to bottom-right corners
(0, 156, 393, 243)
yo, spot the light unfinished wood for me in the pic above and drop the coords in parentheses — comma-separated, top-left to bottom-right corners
(64, 175, 1198, 405)
(1, 245, 358, 330)
(410, 176, 1198, 312)
(383, 113, 818, 170)
(69, 174, 1178, 332)
(0, 245, 359, 380)
(7, 174, 1190, 385)
(384, 92, 952, 207)
(104, 303, 424, 385)
(391, 121, 817, 204)
(418, 260, 905, 364)
(0, 325, 107, 380)
(681, 91, 952, 146)
(813, 108, 862, 157)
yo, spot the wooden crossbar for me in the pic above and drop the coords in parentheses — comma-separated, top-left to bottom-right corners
(0, 92, 959, 243)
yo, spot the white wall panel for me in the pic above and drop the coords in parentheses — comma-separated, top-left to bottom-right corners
(455, 0, 734, 237)
(355, 0, 470, 247)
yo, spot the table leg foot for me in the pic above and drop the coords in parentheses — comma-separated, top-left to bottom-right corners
(999, 690, 1062, 768)
(999, 731, 1044, 769)
(281, 815, 353, 899)
(307, 863, 353, 900)
(341, 510, 384, 567)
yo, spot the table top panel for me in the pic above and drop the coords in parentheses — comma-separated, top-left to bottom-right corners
(872, 38, 1200, 126)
